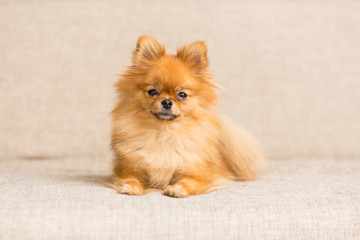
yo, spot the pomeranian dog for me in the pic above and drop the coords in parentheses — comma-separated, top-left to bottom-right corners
(111, 36, 265, 197)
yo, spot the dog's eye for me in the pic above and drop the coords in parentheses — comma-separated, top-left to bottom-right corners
(177, 92, 187, 99)
(148, 89, 158, 96)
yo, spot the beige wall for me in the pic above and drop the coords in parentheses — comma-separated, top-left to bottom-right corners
(1, 0, 360, 159)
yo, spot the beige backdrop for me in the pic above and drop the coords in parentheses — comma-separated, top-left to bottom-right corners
(1, 0, 360, 160)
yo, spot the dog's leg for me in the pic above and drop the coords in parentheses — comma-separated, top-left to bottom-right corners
(111, 162, 147, 196)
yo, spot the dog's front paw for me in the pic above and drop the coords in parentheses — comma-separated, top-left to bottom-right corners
(112, 178, 144, 196)
(163, 183, 189, 198)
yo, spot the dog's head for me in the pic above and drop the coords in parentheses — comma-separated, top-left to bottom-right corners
(116, 36, 219, 122)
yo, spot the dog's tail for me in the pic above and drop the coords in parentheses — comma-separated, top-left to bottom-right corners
(219, 116, 267, 181)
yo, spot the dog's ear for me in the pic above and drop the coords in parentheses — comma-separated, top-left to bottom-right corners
(132, 35, 166, 65)
(176, 41, 208, 72)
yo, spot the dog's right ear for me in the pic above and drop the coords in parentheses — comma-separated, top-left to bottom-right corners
(132, 36, 166, 65)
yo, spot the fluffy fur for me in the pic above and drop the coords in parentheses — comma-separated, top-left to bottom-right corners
(111, 36, 265, 197)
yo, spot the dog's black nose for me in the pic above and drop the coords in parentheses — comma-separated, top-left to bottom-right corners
(161, 99, 173, 109)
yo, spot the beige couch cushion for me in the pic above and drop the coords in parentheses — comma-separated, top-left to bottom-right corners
(1, 0, 360, 159)
(0, 157, 359, 239)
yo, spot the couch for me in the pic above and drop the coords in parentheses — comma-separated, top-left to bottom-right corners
(1, 0, 359, 239)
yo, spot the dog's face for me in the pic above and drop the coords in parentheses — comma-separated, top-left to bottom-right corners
(137, 56, 205, 121)
(117, 36, 218, 122)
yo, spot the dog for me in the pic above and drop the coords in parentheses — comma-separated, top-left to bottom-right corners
(111, 36, 265, 197)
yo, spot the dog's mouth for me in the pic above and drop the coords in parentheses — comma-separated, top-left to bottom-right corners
(151, 111, 180, 121)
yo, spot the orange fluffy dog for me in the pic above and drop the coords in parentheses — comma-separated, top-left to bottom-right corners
(111, 36, 265, 197)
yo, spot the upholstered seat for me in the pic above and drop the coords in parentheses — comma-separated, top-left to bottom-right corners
(1, 0, 359, 239)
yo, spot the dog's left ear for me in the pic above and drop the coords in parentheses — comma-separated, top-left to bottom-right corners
(176, 41, 208, 72)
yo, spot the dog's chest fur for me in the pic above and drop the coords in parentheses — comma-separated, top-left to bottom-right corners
(139, 130, 204, 187)
(117, 123, 214, 188)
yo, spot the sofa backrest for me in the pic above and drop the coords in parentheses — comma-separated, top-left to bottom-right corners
(1, 0, 359, 160)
